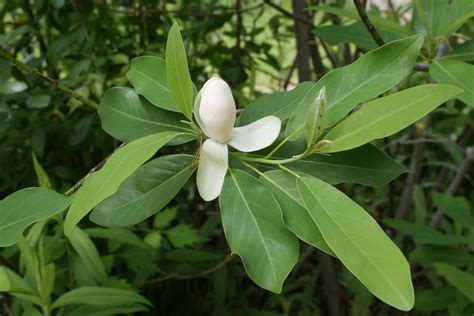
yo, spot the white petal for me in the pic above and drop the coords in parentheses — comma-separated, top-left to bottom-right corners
(199, 77, 236, 143)
(197, 139, 228, 201)
(229, 116, 281, 152)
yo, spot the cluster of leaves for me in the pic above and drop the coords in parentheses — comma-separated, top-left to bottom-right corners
(0, 0, 473, 315)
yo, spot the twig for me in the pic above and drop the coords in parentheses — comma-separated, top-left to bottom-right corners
(414, 63, 429, 72)
(63, 143, 125, 196)
(95, 0, 262, 17)
(430, 147, 474, 228)
(0, 49, 98, 110)
(353, 0, 385, 46)
(145, 254, 236, 284)
(264, 0, 313, 26)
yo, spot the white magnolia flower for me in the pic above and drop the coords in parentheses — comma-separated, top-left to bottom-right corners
(194, 77, 281, 201)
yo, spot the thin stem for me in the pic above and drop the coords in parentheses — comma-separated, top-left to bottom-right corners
(279, 164, 300, 178)
(240, 161, 262, 175)
(353, 0, 385, 46)
(0, 49, 98, 110)
(264, 137, 289, 158)
(233, 152, 303, 165)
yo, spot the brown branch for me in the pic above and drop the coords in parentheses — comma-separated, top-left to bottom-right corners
(0, 49, 98, 110)
(264, 0, 313, 26)
(353, 0, 385, 46)
(95, 0, 262, 17)
(145, 254, 236, 284)
(430, 147, 474, 228)
(63, 143, 125, 196)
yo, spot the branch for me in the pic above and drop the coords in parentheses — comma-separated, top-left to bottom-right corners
(145, 254, 236, 284)
(430, 147, 474, 228)
(64, 143, 125, 196)
(264, 0, 313, 26)
(95, 0, 262, 17)
(353, 0, 385, 46)
(0, 49, 98, 110)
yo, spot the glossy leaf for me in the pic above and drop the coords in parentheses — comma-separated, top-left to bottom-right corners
(98, 87, 193, 143)
(430, 59, 474, 107)
(64, 132, 178, 235)
(433, 263, 474, 301)
(287, 144, 408, 186)
(383, 219, 466, 245)
(51, 287, 152, 309)
(237, 81, 316, 126)
(90, 155, 195, 227)
(260, 170, 333, 255)
(0, 267, 9, 291)
(444, 40, 474, 61)
(166, 23, 193, 119)
(126, 56, 179, 112)
(32, 153, 51, 188)
(285, 35, 424, 138)
(0, 188, 71, 247)
(320, 84, 463, 153)
(219, 169, 299, 293)
(68, 227, 107, 285)
(297, 176, 414, 311)
(305, 87, 326, 149)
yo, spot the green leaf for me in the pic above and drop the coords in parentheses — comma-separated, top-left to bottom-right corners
(127, 56, 179, 112)
(237, 82, 317, 126)
(305, 87, 326, 149)
(0, 188, 71, 247)
(383, 219, 465, 245)
(153, 207, 178, 229)
(84, 228, 152, 249)
(444, 40, 474, 61)
(312, 4, 414, 35)
(285, 35, 424, 138)
(26, 95, 51, 109)
(315, 23, 400, 51)
(98, 87, 193, 143)
(297, 176, 414, 311)
(411, 246, 474, 267)
(166, 224, 198, 248)
(32, 153, 51, 189)
(1, 266, 40, 305)
(51, 287, 152, 309)
(430, 60, 474, 107)
(320, 84, 463, 153)
(68, 227, 108, 285)
(0, 266, 10, 291)
(0, 81, 27, 94)
(64, 132, 178, 235)
(260, 170, 333, 255)
(433, 263, 474, 302)
(144, 232, 162, 249)
(90, 154, 195, 227)
(219, 169, 299, 293)
(286, 144, 408, 186)
(415, 287, 457, 312)
(166, 23, 193, 119)
(432, 192, 473, 228)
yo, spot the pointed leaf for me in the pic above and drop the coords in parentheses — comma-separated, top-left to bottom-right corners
(0, 267, 10, 291)
(260, 170, 333, 255)
(166, 23, 193, 119)
(64, 132, 178, 235)
(305, 87, 326, 149)
(90, 155, 195, 227)
(51, 287, 152, 309)
(126, 56, 179, 112)
(68, 227, 107, 285)
(0, 188, 71, 247)
(433, 263, 474, 302)
(320, 84, 463, 153)
(297, 176, 414, 311)
(219, 169, 299, 293)
(430, 59, 474, 107)
(32, 153, 51, 189)
(98, 87, 193, 143)
(285, 35, 424, 139)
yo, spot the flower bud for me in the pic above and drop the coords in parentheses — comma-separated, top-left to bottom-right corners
(199, 77, 236, 143)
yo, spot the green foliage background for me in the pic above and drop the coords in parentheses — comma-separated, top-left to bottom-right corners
(0, 0, 473, 315)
